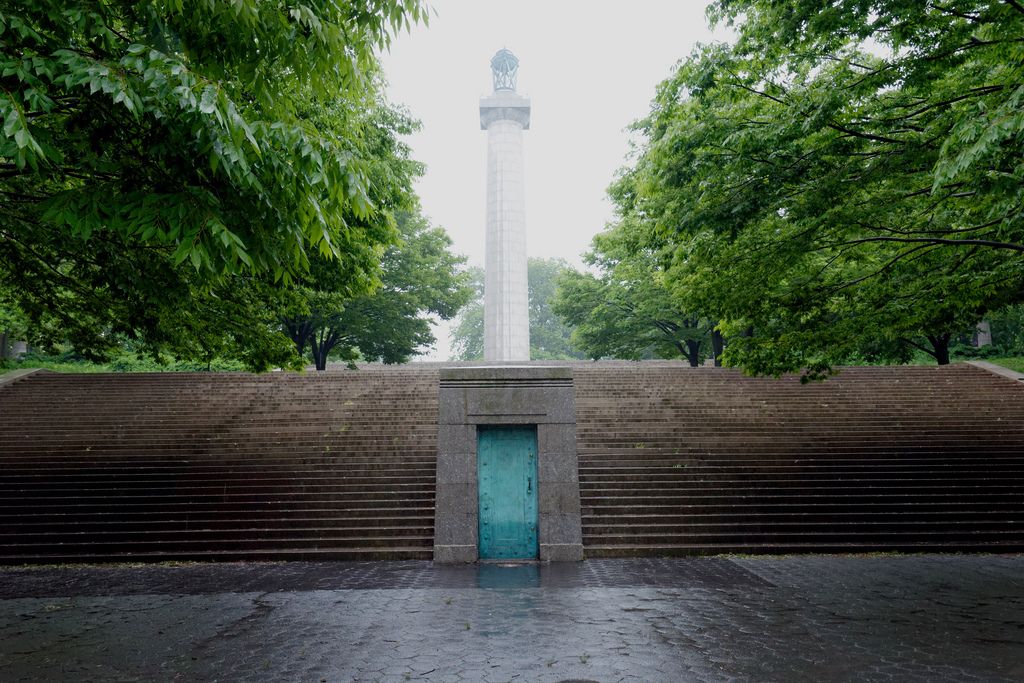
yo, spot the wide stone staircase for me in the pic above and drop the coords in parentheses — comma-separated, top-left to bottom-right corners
(574, 363, 1024, 556)
(0, 368, 440, 563)
(3, 361, 1023, 563)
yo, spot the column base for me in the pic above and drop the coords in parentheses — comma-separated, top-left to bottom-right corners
(540, 543, 584, 562)
(433, 544, 477, 563)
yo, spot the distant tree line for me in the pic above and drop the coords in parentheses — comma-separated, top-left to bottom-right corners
(451, 257, 584, 361)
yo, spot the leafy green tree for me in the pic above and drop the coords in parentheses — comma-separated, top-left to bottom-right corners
(451, 258, 583, 361)
(450, 267, 485, 361)
(604, 1, 1024, 376)
(552, 223, 716, 367)
(284, 210, 473, 370)
(0, 0, 427, 363)
(0, 285, 28, 361)
(527, 258, 586, 360)
(979, 304, 1024, 356)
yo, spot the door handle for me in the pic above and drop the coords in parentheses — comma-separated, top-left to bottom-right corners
(527, 477, 532, 494)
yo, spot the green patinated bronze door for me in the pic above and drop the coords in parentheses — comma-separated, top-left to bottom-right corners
(477, 426, 538, 559)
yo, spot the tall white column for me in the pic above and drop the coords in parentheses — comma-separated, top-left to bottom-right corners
(481, 81, 531, 361)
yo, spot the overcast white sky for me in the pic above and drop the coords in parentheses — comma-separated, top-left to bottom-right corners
(378, 1, 731, 359)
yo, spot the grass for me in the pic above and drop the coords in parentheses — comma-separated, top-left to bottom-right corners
(1, 358, 111, 374)
(1, 351, 248, 374)
(988, 357, 1024, 373)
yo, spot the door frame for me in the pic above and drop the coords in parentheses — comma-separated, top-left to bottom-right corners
(477, 425, 539, 560)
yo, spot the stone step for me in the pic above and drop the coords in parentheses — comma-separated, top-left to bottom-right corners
(1, 443, 438, 453)
(585, 528, 1024, 540)
(583, 508, 1024, 523)
(0, 466, 436, 479)
(584, 540, 1024, 558)
(579, 471, 1024, 484)
(2, 515, 435, 532)
(579, 459, 1024, 471)
(0, 499, 436, 515)
(580, 483, 1024, 497)
(582, 500, 1024, 515)
(580, 491, 1024, 507)
(0, 489, 437, 505)
(0, 535, 435, 556)
(0, 547, 434, 565)
(0, 506, 435, 523)
(0, 525, 433, 544)
(0, 462, 436, 473)
(576, 449, 1024, 461)
(584, 519, 1024, 536)
(0, 475, 437, 490)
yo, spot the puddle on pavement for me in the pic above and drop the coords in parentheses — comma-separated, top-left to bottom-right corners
(474, 562, 541, 589)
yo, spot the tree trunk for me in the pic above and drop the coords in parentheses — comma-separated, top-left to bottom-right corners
(311, 337, 329, 371)
(282, 317, 315, 358)
(677, 339, 700, 367)
(311, 328, 342, 371)
(711, 329, 724, 367)
(0, 329, 8, 360)
(687, 339, 701, 367)
(927, 333, 951, 365)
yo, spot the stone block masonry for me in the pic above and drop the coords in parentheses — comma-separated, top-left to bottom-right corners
(434, 366, 583, 562)
(481, 59, 531, 361)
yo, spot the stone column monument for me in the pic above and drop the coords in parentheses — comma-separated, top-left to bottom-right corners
(480, 49, 530, 361)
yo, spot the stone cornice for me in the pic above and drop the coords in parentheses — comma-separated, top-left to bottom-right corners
(480, 92, 531, 130)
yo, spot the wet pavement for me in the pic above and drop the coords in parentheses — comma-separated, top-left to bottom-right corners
(0, 555, 1022, 682)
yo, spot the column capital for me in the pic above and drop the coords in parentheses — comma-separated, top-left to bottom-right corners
(480, 91, 531, 130)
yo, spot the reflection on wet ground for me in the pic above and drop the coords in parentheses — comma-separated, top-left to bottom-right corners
(1, 556, 1022, 682)
(0, 557, 771, 598)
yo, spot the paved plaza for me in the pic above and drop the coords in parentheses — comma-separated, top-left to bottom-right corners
(0, 555, 1022, 682)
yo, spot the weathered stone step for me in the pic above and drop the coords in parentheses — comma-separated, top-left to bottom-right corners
(584, 540, 1024, 558)
(0, 525, 433, 544)
(1, 442, 438, 453)
(579, 471, 1024, 484)
(0, 465, 435, 478)
(0, 535, 435, 556)
(584, 519, 1024, 536)
(585, 529, 1024, 544)
(2, 515, 434, 532)
(0, 499, 436, 515)
(583, 500, 1024, 515)
(581, 509, 1024, 528)
(0, 474, 436, 490)
(0, 507, 435, 523)
(0, 488, 436, 505)
(0, 460, 437, 472)
(0, 547, 434, 565)
(581, 491, 1024, 507)
(577, 437, 1024, 448)
(577, 448, 1024, 461)
(579, 483, 1024, 497)
(579, 458, 1024, 472)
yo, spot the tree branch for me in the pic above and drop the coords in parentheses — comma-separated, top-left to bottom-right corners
(729, 82, 786, 105)
(827, 122, 905, 145)
(854, 218, 1001, 237)
(900, 337, 937, 359)
(820, 242, 939, 294)
(837, 236, 1024, 253)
